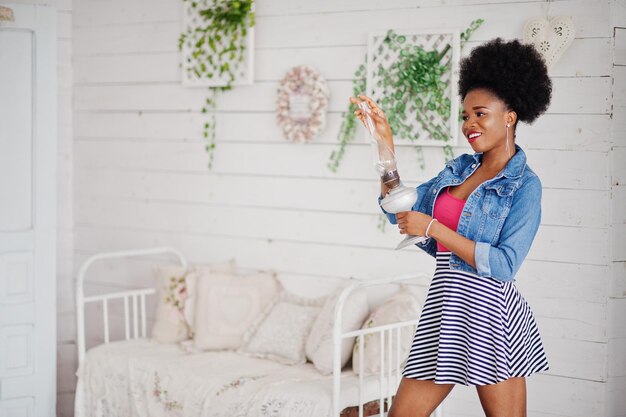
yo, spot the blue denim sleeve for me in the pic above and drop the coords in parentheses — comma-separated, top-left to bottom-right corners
(474, 175, 542, 282)
(377, 176, 438, 225)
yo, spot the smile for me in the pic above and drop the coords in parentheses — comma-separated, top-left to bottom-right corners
(467, 132, 482, 143)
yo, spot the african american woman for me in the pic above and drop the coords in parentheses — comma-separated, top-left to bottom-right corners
(351, 38, 552, 417)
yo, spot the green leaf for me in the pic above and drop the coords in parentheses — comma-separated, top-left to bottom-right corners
(181, 0, 285, 170)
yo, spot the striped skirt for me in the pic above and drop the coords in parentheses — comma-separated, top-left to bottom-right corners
(403, 251, 549, 386)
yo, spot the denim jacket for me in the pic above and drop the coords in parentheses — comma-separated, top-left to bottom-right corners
(379, 144, 542, 283)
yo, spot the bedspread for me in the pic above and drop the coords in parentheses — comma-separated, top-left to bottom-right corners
(75, 339, 386, 417)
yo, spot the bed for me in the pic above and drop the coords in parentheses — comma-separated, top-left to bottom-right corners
(74, 247, 444, 417)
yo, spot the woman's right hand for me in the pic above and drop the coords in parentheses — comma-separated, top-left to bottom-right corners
(350, 95, 394, 150)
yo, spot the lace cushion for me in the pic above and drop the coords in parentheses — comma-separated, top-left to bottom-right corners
(238, 293, 324, 365)
(183, 258, 237, 331)
(305, 287, 369, 374)
(151, 259, 237, 343)
(193, 270, 280, 350)
(352, 289, 422, 376)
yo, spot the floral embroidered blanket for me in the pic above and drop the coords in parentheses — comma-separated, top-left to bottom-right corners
(74, 339, 382, 417)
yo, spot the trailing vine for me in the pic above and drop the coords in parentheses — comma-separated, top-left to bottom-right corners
(327, 62, 367, 172)
(179, 0, 255, 169)
(328, 19, 484, 173)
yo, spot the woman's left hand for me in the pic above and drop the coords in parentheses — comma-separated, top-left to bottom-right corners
(396, 211, 433, 236)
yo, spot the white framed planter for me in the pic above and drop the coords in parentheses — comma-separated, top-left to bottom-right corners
(366, 28, 461, 147)
(180, 0, 254, 87)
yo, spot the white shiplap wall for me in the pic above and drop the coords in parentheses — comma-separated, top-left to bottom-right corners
(67, 0, 623, 416)
(609, 1, 626, 416)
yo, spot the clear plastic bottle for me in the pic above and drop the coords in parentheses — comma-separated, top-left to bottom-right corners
(358, 101, 427, 249)
(357, 102, 401, 189)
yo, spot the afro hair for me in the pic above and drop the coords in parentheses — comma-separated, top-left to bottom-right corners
(458, 38, 552, 124)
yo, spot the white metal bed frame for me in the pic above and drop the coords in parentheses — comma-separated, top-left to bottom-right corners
(75, 247, 443, 417)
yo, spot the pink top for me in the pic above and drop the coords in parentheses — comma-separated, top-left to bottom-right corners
(432, 187, 467, 252)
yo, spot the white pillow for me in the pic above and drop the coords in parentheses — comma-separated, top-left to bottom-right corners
(151, 259, 237, 343)
(184, 258, 238, 331)
(151, 265, 192, 343)
(193, 270, 280, 350)
(238, 293, 323, 365)
(305, 287, 369, 374)
(352, 289, 421, 376)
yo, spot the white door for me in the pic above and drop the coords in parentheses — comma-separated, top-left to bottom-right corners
(0, 4, 57, 416)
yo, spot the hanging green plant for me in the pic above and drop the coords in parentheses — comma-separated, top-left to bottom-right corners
(328, 19, 484, 173)
(327, 62, 367, 173)
(179, 0, 255, 169)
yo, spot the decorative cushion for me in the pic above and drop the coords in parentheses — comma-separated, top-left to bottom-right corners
(193, 271, 280, 350)
(183, 258, 237, 332)
(151, 265, 192, 343)
(305, 287, 369, 375)
(352, 289, 421, 376)
(238, 292, 323, 365)
(150, 259, 236, 343)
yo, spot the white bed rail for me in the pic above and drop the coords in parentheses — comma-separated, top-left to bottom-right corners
(332, 274, 443, 417)
(75, 247, 187, 363)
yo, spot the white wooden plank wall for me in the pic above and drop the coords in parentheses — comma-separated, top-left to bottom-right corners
(608, 1, 626, 416)
(68, 0, 619, 416)
(10, 0, 75, 415)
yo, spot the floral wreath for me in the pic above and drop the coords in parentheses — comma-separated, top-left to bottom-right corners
(276, 66, 330, 143)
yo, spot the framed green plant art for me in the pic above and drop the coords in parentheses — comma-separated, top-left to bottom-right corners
(179, 0, 255, 168)
(328, 20, 484, 173)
